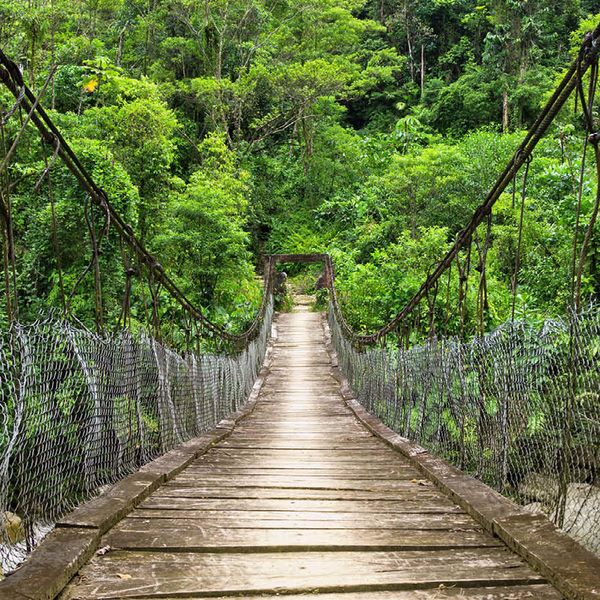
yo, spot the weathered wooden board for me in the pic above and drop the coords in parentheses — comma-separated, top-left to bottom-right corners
(194, 449, 404, 462)
(195, 462, 411, 471)
(218, 441, 391, 450)
(61, 548, 545, 598)
(224, 432, 376, 441)
(104, 526, 497, 551)
(120, 586, 563, 600)
(127, 510, 472, 528)
(236, 416, 365, 435)
(181, 467, 422, 478)
(155, 486, 445, 501)
(187, 458, 415, 467)
(138, 497, 461, 513)
(166, 475, 434, 489)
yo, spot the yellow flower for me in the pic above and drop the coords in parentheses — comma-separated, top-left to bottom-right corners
(82, 77, 98, 93)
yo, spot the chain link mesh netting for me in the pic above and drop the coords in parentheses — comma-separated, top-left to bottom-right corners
(329, 303, 600, 556)
(0, 298, 272, 573)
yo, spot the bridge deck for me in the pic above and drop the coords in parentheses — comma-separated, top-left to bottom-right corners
(61, 300, 562, 599)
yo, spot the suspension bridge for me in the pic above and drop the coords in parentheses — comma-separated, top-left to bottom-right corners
(0, 24, 599, 600)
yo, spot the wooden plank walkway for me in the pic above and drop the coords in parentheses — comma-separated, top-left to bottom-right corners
(61, 299, 563, 599)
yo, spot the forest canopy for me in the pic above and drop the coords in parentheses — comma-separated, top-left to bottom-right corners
(1, 0, 599, 336)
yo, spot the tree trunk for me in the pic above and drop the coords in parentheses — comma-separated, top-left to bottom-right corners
(502, 88, 509, 133)
(406, 31, 414, 82)
(405, 7, 414, 83)
(420, 44, 425, 99)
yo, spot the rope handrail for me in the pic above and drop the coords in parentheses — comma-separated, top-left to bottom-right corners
(0, 48, 273, 347)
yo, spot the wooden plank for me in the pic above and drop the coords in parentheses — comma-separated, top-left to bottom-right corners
(104, 526, 499, 551)
(192, 459, 407, 469)
(493, 512, 600, 600)
(0, 529, 100, 600)
(61, 548, 546, 598)
(225, 403, 348, 409)
(179, 471, 422, 480)
(233, 426, 361, 432)
(57, 472, 164, 532)
(138, 497, 461, 513)
(218, 442, 388, 450)
(249, 410, 347, 414)
(181, 467, 422, 478)
(261, 383, 341, 389)
(154, 484, 453, 501)
(255, 397, 346, 402)
(188, 458, 416, 468)
(126, 508, 480, 530)
(228, 424, 370, 431)
(233, 422, 360, 429)
(249, 407, 349, 412)
(165, 475, 436, 490)
(220, 422, 367, 431)
(195, 449, 403, 461)
(252, 389, 344, 394)
(124, 510, 477, 529)
(224, 432, 376, 440)
(271, 357, 331, 364)
(116, 586, 564, 600)
(192, 460, 407, 469)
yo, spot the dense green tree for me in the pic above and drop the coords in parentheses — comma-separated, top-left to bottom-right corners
(1, 0, 598, 339)
(154, 133, 259, 326)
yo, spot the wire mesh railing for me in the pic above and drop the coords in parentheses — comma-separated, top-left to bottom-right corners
(329, 304, 600, 555)
(0, 297, 273, 574)
(324, 23, 600, 558)
(0, 44, 279, 576)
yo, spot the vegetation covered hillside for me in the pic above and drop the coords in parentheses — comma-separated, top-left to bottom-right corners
(1, 0, 599, 335)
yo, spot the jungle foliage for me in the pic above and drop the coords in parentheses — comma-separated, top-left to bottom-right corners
(1, 0, 599, 336)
